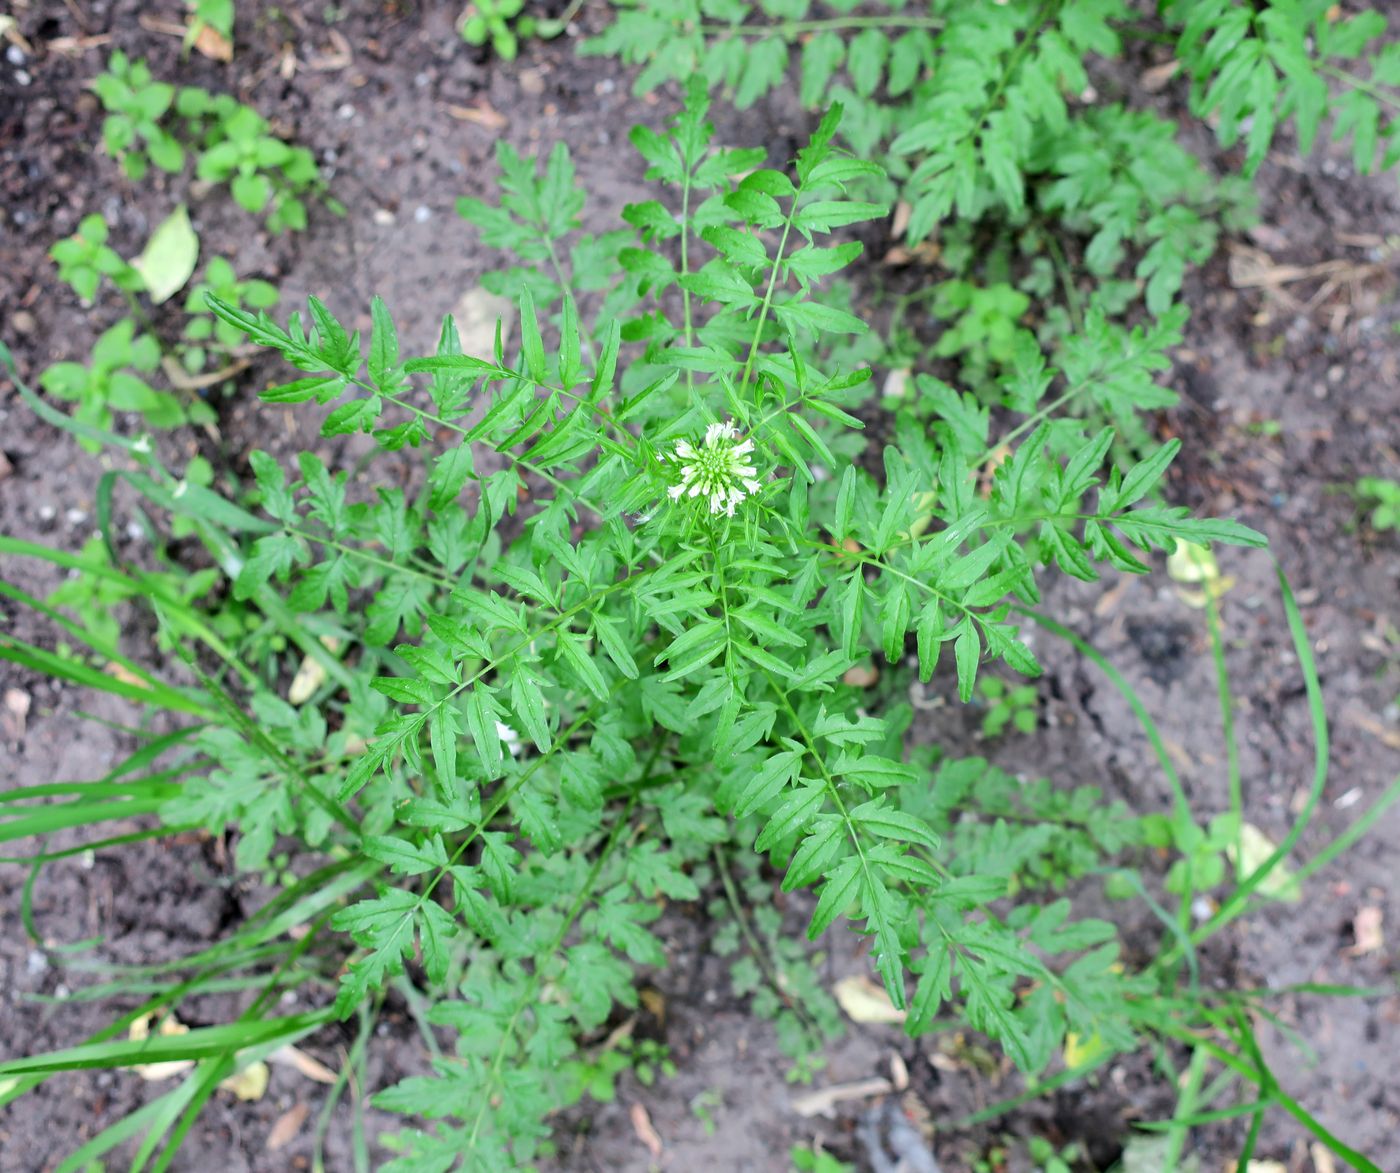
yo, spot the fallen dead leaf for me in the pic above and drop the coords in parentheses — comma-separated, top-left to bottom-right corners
(1345, 906, 1384, 957)
(834, 974, 907, 1025)
(890, 200, 912, 239)
(130, 1013, 195, 1081)
(105, 661, 149, 688)
(629, 1102, 663, 1159)
(639, 986, 667, 1027)
(889, 1052, 909, 1092)
(268, 1044, 337, 1084)
(0, 16, 35, 54)
(266, 1102, 309, 1151)
(305, 28, 352, 71)
(3, 687, 30, 742)
(445, 102, 508, 130)
(1311, 1142, 1338, 1173)
(45, 34, 114, 54)
(288, 637, 340, 705)
(1141, 59, 1181, 92)
(222, 1061, 270, 1101)
(843, 664, 880, 688)
(192, 24, 233, 62)
(882, 368, 911, 400)
(791, 1076, 893, 1118)
(453, 287, 516, 361)
(137, 14, 189, 38)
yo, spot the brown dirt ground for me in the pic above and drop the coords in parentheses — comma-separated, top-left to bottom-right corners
(2, 3, 1398, 1171)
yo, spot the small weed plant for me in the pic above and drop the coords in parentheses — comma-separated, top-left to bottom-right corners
(4, 6, 1400, 1173)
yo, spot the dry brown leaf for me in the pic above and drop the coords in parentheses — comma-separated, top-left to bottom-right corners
(890, 201, 912, 238)
(1345, 906, 1384, 957)
(47, 34, 115, 54)
(3, 688, 30, 742)
(105, 661, 148, 688)
(0, 449, 12, 480)
(192, 24, 233, 62)
(629, 1102, 663, 1158)
(445, 102, 508, 129)
(137, 15, 189, 38)
(834, 974, 907, 1025)
(843, 664, 880, 688)
(266, 1102, 309, 1151)
(305, 29, 352, 71)
(791, 1076, 893, 1118)
(1141, 59, 1181, 92)
(269, 1044, 337, 1084)
(889, 1052, 910, 1092)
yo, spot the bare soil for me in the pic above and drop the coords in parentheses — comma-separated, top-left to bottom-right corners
(2, 3, 1398, 1171)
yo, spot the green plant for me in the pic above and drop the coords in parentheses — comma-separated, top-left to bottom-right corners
(49, 214, 145, 305)
(1355, 476, 1400, 532)
(91, 51, 184, 180)
(975, 675, 1038, 738)
(92, 53, 337, 232)
(37, 319, 204, 447)
(1028, 1135, 1082, 1173)
(181, 257, 280, 373)
(187, 0, 235, 44)
(5, 20, 1400, 1173)
(791, 1142, 854, 1173)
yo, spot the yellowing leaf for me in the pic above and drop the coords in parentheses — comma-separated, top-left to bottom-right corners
(132, 205, 199, 305)
(220, 1060, 269, 1101)
(130, 1013, 194, 1081)
(1168, 539, 1234, 608)
(1225, 822, 1301, 902)
(1063, 1028, 1107, 1069)
(833, 973, 906, 1024)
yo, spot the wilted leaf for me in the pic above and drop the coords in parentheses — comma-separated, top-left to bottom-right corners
(1226, 822, 1301, 902)
(221, 1060, 269, 1101)
(1063, 1028, 1108, 1069)
(192, 24, 233, 62)
(268, 1043, 337, 1083)
(1344, 905, 1384, 957)
(1118, 1134, 1199, 1173)
(1168, 539, 1234, 607)
(132, 205, 199, 305)
(288, 637, 340, 705)
(452, 288, 514, 362)
(629, 1102, 663, 1159)
(833, 973, 907, 1024)
(130, 1013, 194, 1080)
(266, 1102, 309, 1151)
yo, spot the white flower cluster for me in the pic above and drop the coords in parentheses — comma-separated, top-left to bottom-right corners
(667, 421, 762, 517)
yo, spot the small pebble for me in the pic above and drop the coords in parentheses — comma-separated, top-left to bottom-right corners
(594, 78, 615, 96)
(414, 70, 431, 88)
(518, 69, 544, 96)
(15, 69, 31, 86)
(336, 102, 356, 120)
(26, 950, 47, 976)
(66, 507, 88, 526)
(38, 504, 56, 522)
(413, 204, 431, 223)
(126, 520, 144, 541)
(6, 45, 25, 65)
(372, 207, 394, 225)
